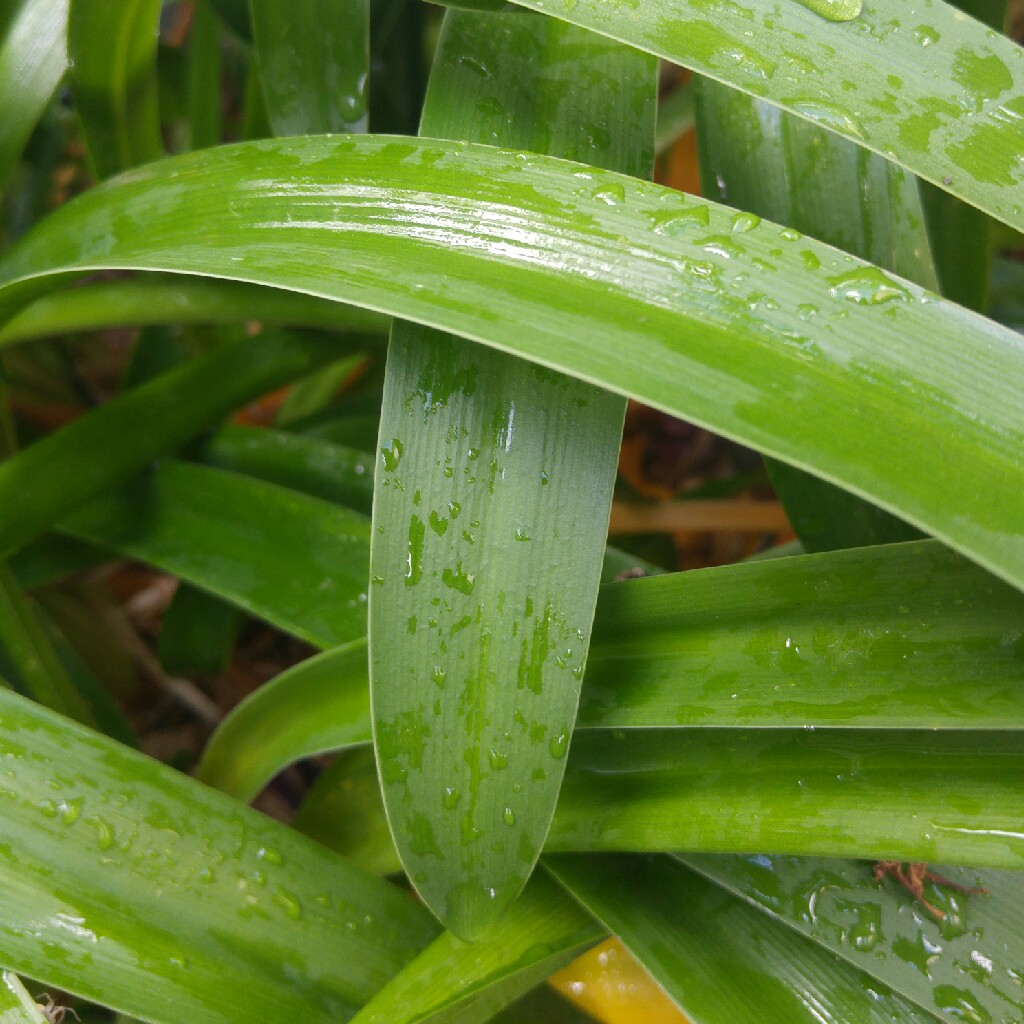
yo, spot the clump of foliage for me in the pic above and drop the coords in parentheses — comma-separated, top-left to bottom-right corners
(0, 0, 1023, 1022)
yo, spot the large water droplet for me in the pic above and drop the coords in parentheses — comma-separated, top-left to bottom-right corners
(827, 267, 911, 305)
(792, 0, 862, 21)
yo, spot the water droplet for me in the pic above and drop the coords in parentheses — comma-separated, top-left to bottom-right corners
(913, 24, 940, 47)
(793, 0, 862, 21)
(442, 786, 460, 809)
(592, 183, 626, 206)
(442, 561, 475, 595)
(37, 799, 58, 818)
(489, 749, 509, 770)
(933, 984, 990, 1023)
(549, 729, 569, 759)
(272, 886, 303, 920)
(731, 211, 761, 233)
(827, 267, 911, 304)
(503, 806, 516, 826)
(650, 206, 710, 235)
(381, 438, 403, 472)
(791, 99, 866, 139)
(431, 665, 446, 689)
(514, 528, 531, 542)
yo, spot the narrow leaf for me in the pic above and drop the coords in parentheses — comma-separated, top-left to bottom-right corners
(683, 853, 1024, 1024)
(197, 639, 371, 800)
(201, 540, 1024, 807)
(549, 728, 1024, 869)
(370, 12, 657, 937)
(59, 460, 370, 650)
(67, 0, 163, 178)
(349, 871, 605, 1024)
(503, 0, 1024, 233)
(0, 688, 438, 1023)
(0, 139, 1021, 589)
(694, 76, 931, 550)
(250, 0, 369, 135)
(0, 275, 389, 348)
(0, 329, 342, 559)
(547, 854, 935, 1024)
(189, 423, 375, 514)
(0, 0, 68, 195)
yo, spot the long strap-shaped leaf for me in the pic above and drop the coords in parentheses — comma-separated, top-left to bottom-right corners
(549, 728, 1024, 868)
(0, 139, 1020, 591)
(67, 0, 163, 178)
(0, 275, 389, 347)
(197, 536, 1024, 800)
(59, 460, 371, 649)
(0, 0, 68, 196)
(682, 853, 1024, 1024)
(0, 687, 439, 1024)
(250, 0, 369, 135)
(503, 0, 1024, 234)
(694, 77, 933, 550)
(370, 13, 657, 938)
(546, 854, 935, 1024)
(0, 329, 342, 559)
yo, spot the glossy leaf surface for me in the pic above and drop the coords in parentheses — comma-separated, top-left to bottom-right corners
(67, 0, 163, 178)
(694, 77, 930, 551)
(0, 140, 1020, 592)
(504, 0, 1024, 233)
(190, 424, 375, 514)
(0, 275, 389, 348)
(0, 329, 340, 559)
(370, 12, 656, 937)
(549, 729, 1024, 868)
(547, 854, 933, 1024)
(59, 461, 370, 649)
(0, 0, 68, 195)
(197, 640, 372, 800)
(582, 540, 1024, 730)
(251, 0, 369, 135)
(0, 687, 438, 1023)
(349, 871, 604, 1024)
(683, 854, 1024, 1024)
(156, 534, 1024, 801)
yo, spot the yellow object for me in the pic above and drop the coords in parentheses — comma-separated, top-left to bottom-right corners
(549, 938, 689, 1024)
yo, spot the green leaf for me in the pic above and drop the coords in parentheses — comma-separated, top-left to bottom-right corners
(503, 0, 1024, 234)
(582, 539, 1024, 730)
(0, 0, 68, 196)
(67, 0, 163, 178)
(157, 583, 242, 676)
(0, 140, 1020, 591)
(0, 329, 342, 559)
(197, 639, 371, 800)
(0, 972, 47, 1024)
(187, 0, 223, 152)
(0, 561, 97, 726)
(694, 76, 931, 550)
(682, 853, 1024, 1024)
(0, 686, 438, 1023)
(292, 747, 403, 875)
(0, 275, 390, 348)
(198, 540, 1024, 808)
(59, 460, 370, 650)
(250, 0, 369, 135)
(349, 871, 605, 1024)
(546, 854, 935, 1024)
(370, 10, 657, 937)
(189, 423, 375, 514)
(549, 728, 1024, 869)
